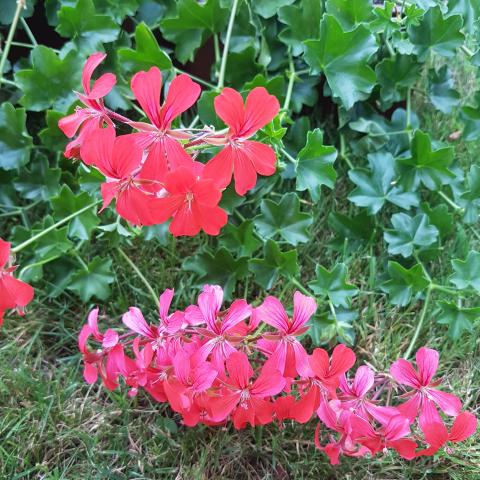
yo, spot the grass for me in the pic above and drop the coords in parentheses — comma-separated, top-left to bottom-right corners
(1, 64, 480, 479)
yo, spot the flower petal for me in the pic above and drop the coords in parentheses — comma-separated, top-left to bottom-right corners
(390, 358, 421, 388)
(449, 412, 477, 442)
(416, 347, 439, 386)
(241, 87, 280, 137)
(256, 296, 290, 332)
(291, 291, 317, 332)
(214, 87, 245, 134)
(131, 67, 162, 127)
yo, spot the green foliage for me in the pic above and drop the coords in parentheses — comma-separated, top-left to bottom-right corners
(67, 256, 114, 301)
(450, 251, 480, 292)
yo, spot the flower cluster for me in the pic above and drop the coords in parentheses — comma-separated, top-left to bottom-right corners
(79, 286, 476, 464)
(0, 238, 34, 326)
(58, 53, 280, 236)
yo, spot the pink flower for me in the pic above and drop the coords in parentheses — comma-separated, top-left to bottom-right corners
(390, 347, 462, 430)
(80, 126, 161, 225)
(256, 291, 317, 378)
(203, 87, 280, 195)
(0, 238, 34, 327)
(210, 351, 285, 428)
(130, 67, 201, 180)
(186, 285, 251, 367)
(58, 52, 115, 157)
(148, 166, 228, 236)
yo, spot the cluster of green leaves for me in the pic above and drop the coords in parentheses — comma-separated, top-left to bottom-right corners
(1, 0, 479, 347)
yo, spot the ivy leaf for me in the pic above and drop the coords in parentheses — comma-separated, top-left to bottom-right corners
(118, 22, 172, 72)
(51, 186, 100, 240)
(278, 0, 323, 55)
(460, 165, 480, 224)
(348, 152, 419, 214)
(308, 307, 357, 346)
(437, 301, 478, 339)
(182, 248, 249, 299)
(15, 46, 82, 112)
(408, 6, 465, 59)
(427, 66, 460, 114)
(325, 0, 375, 30)
(160, 0, 228, 63)
(224, 47, 262, 89)
(13, 154, 61, 200)
(328, 211, 375, 242)
(0, 103, 33, 170)
(56, 0, 119, 52)
(420, 202, 454, 237)
(308, 263, 358, 307)
(460, 92, 480, 141)
(38, 110, 67, 151)
(295, 129, 337, 202)
(450, 251, 480, 292)
(68, 257, 114, 301)
(248, 240, 298, 290)
(0, 0, 36, 24)
(253, 0, 295, 19)
(304, 15, 378, 109)
(219, 221, 262, 257)
(447, 0, 480, 35)
(254, 193, 313, 246)
(384, 212, 439, 258)
(376, 55, 421, 106)
(397, 130, 455, 191)
(381, 261, 430, 306)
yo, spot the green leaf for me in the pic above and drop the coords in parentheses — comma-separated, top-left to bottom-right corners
(420, 202, 454, 237)
(15, 46, 82, 112)
(304, 15, 378, 109)
(182, 248, 249, 299)
(295, 129, 337, 202)
(328, 211, 375, 242)
(308, 263, 358, 307)
(460, 92, 480, 141)
(68, 257, 114, 301)
(0, 0, 36, 24)
(450, 251, 480, 292)
(56, 0, 119, 52)
(248, 240, 298, 290)
(325, 0, 375, 30)
(460, 165, 480, 224)
(253, 0, 295, 19)
(38, 110, 68, 151)
(381, 261, 430, 306)
(437, 301, 478, 339)
(13, 154, 61, 200)
(219, 221, 262, 257)
(0, 103, 33, 170)
(447, 0, 480, 35)
(160, 0, 228, 63)
(384, 212, 439, 258)
(51, 186, 100, 240)
(118, 22, 172, 72)
(278, 0, 323, 55)
(254, 193, 313, 246)
(308, 307, 357, 346)
(224, 47, 262, 89)
(427, 66, 460, 114)
(408, 6, 465, 59)
(348, 152, 419, 214)
(376, 55, 421, 106)
(398, 130, 455, 191)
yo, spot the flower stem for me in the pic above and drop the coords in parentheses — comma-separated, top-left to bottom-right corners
(283, 54, 295, 112)
(116, 247, 159, 307)
(20, 17, 37, 46)
(11, 199, 102, 253)
(217, 0, 239, 89)
(0, 0, 26, 86)
(289, 277, 311, 296)
(438, 191, 463, 212)
(404, 285, 432, 359)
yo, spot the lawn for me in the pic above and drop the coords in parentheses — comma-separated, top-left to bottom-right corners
(0, 1, 479, 479)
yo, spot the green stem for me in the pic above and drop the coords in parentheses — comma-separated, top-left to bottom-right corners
(368, 129, 411, 138)
(213, 34, 220, 65)
(461, 45, 474, 57)
(404, 285, 432, 359)
(11, 200, 101, 253)
(116, 247, 159, 307)
(289, 277, 311, 296)
(174, 68, 216, 89)
(280, 147, 296, 164)
(0, 0, 25, 86)
(431, 284, 458, 295)
(413, 251, 432, 283)
(217, 0, 239, 89)
(438, 191, 463, 212)
(406, 88, 412, 134)
(340, 134, 354, 169)
(282, 54, 295, 112)
(328, 300, 337, 322)
(20, 17, 37, 46)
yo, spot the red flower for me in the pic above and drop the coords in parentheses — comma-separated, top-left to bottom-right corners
(130, 67, 201, 180)
(0, 239, 34, 326)
(58, 52, 115, 157)
(203, 87, 280, 195)
(80, 126, 161, 225)
(149, 166, 228, 236)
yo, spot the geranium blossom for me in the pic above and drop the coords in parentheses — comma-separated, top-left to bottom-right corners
(204, 87, 280, 195)
(0, 238, 34, 326)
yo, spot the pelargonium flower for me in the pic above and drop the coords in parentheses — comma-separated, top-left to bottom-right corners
(390, 347, 462, 430)
(130, 67, 201, 178)
(256, 291, 317, 378)
(58, 52, 115, 157)
(0, 238, 34, 326)
(203, 87, 280, 195)
(80, 126, 160, 225)
(210, 351, 286, 429)
(149, 165, 228, 236)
